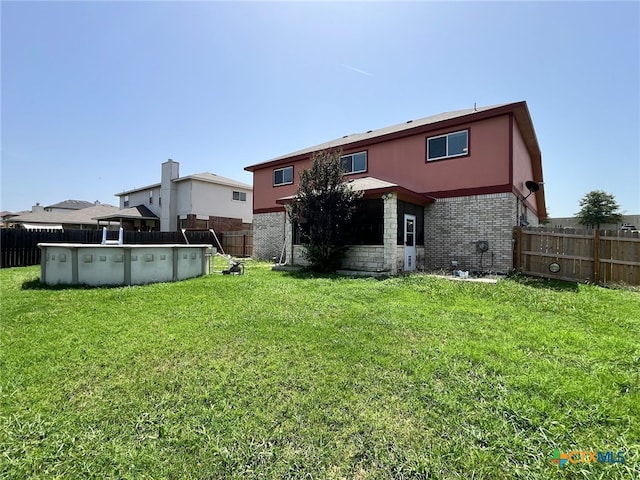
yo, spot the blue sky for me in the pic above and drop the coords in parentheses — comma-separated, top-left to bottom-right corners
(2, 1, 639, 218)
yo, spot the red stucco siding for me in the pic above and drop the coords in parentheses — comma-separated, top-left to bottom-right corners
(512, 118, 539, 216)
(251, 113, 520, 212)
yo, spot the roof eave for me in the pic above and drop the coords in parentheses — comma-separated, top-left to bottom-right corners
(511, 103, 546, 218)
(115, 183, 161, 196)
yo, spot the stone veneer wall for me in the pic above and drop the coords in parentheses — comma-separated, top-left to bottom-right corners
(292, 245, 386, 271)
(343, 246, 385, 271)
(253, 211, 286, 261)
(382, 193, 398, 273)
(424, 193, 519, 273)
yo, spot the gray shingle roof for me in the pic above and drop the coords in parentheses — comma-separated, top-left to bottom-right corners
(176, 173, 252, 189)
(246, 103, 512, 170)
(276, 176, 434, 206)
(93, 204, 159, 221)
(45, 199, 97, 210)
(10, 205, 121, 226)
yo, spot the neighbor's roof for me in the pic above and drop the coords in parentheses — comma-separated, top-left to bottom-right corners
(10, 205, 121, 226)
(245, 101, 541, 171)
(175, 172, 252, 190)
(1, 210, 25, 219)
(45, 199, 97, 210)
(276, 176, 434, 206)
(93, 204, 159, 221)
(115, 172, 251, 196)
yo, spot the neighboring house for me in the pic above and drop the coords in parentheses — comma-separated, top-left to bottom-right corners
(548, 214, 640, 230)
(8, 204, 121, 230)
(245, 101, 546, 274)
(1, 210, 28, 227)
(109, 160, 253, 232)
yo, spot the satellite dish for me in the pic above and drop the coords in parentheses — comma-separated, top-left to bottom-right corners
(523, 180, 541, 199)
(525, 180, 540, 193)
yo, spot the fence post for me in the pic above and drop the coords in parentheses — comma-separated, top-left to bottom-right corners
(593, 229, 600, 284)
(242, 234, 247, 257)
(513, 227, 522, 272)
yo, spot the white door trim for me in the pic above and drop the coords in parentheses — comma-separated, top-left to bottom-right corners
(404, 213, 416, 271)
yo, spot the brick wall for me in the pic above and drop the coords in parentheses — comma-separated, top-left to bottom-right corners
(291, 245, 307, 266)
(253, 211, 286, 260)
(257, 192, 522, 274)
(424, 193, 518, 273)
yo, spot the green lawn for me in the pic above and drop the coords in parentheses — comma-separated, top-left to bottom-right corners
(1, 264, 639, 479)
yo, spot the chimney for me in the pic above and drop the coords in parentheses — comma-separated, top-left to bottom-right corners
(32, 202, 44, 213)
(160, 159, 179, 231)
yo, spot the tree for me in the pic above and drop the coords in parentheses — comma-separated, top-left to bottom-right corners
(575, 190, 622, 228)
(288, 149, 363, 272)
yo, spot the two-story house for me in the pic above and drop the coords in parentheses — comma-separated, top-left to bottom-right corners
(245, 101, 546, 274)
(106, 160, 253, 232)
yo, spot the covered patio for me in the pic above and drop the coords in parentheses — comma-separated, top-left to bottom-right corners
(93, 205, 160, 232)
(276, 177, 433, 274)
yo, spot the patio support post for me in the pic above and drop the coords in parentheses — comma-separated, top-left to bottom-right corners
(383, 193, 398, 274)
(284, 211, 293, 265)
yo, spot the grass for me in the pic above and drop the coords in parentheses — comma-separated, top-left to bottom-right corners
(1, 263, 639, 479)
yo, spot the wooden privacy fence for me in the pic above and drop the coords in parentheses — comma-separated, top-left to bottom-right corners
(1, 228, 253, 268)
(217, 231, 253, 258)
(513, 226, 640, 285)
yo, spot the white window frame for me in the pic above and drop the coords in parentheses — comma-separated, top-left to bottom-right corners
(273, 166, 294, 186)
(123, 195, 129, 208)
(149, 191, 153, 204)
(427, 129, 469, 161)
(232, 191, 247, 202)
(340, 151, 367, 174)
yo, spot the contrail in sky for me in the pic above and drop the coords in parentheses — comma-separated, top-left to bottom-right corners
(341, 64, 374, 76)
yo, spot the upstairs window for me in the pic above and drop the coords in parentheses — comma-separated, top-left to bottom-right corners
(124, 195, 129, 208)
(233, 191, 247, 201)
(427, 130, 469, 161)
(149, 191, 153, 204)
(340, 151, 367, 174)
(273, 166, 293, 186)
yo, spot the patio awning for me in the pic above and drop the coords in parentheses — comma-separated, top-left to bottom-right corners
(276, 176, 435, 206)
(93, 204, 159, 222)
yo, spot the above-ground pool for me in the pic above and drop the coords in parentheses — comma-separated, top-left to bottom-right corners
(38, 243, 213, 286)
